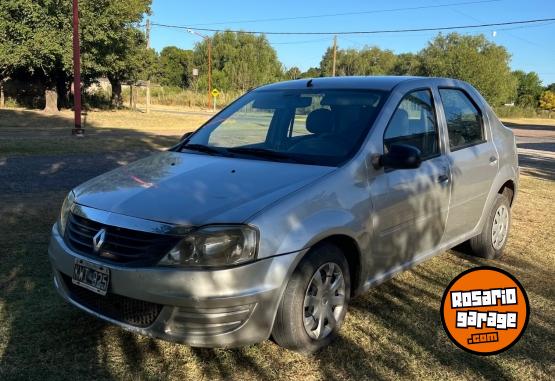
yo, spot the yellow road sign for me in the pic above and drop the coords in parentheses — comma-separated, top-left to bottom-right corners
(211, 88, 220, 97)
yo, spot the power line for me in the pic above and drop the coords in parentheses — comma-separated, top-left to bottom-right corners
(151, 17, 555, 36)
(269, 37, 331, 45)
(183, 0, 503, 26)
(451, 9, 555, 54)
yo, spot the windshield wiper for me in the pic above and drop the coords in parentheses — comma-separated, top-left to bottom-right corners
(227, 147, 301, 162)
(181, 144, 229, 156)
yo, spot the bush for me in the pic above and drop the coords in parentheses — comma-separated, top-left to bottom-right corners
(493, 106, 545, 119)
(122, 86, 244, 109)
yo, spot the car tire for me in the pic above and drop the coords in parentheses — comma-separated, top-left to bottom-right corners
(272, 243, 350, 354)
(469, 192, 512, 259)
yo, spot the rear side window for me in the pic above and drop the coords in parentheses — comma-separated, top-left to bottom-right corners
(439, 88, 484, 150)
(384, 89, 439, 160)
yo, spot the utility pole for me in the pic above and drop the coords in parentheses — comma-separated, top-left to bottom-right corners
(71, 0, 84, 135)
(187, 29, 212, 109)
(332, 35, 337, 77)
(207, 39, 212, 108)
(145, 18, 151, 113)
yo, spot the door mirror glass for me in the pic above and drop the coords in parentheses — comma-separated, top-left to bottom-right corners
(380, 144, 422, 169)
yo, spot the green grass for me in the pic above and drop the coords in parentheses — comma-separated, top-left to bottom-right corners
(0, 109, 210, 157)
(0, 110, 553, 380)
(1, 178, 553, 380)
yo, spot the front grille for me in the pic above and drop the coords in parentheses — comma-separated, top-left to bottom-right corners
(61, 274, 163, 327)
(65, 213, 181, 266)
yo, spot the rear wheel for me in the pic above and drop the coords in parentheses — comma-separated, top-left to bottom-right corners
(469, 192, 512, 259)
(272, 243, 350, 354)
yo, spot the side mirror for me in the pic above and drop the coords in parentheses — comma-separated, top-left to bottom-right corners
(376, 144, 422, 170)
(181, 132, 193, 141)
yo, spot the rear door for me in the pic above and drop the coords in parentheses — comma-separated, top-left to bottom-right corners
(369, 88, 451, 271)
(437, 88, 498, 242)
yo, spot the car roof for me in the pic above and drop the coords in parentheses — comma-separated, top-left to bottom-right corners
(255, 76, 428, 92)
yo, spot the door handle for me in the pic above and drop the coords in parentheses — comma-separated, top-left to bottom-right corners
(438, 174, 449, 184)
(489, 156, 498, 165)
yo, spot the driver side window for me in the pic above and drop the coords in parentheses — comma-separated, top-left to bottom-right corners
(383, 89, 439, 160)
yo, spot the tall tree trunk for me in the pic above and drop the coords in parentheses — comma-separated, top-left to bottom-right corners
(109, 78, 123, 108)
(43, 87, 59, 113)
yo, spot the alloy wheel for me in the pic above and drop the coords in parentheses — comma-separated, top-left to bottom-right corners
(492, 204, 510, 250)
(302, 262, 346, 340)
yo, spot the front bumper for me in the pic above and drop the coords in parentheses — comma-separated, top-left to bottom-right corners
(48, 224, 303, 347)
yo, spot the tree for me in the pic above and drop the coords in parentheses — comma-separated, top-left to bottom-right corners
(392, 53, 422, 76)
(285, 66, 301, 80)
(0, 0, 152, 111)
(300, 67, 321, 78)
(546, 83, 555, 92)
(320, 45, 397, 77)
(0, 1, 23, 108)
(539, 91, 555, 116)
(419, 33, 517, 106)
(159, 46, 193, 88)
(513, 70, 543, 107)
(192, 31, 283, 92)
(0, 0, 73, 112)
(79, 0, 152, 108)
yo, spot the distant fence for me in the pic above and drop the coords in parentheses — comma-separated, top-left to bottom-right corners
(121, 86, 244, 110)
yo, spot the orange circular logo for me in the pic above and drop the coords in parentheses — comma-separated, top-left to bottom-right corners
(440, 266, 529, 355)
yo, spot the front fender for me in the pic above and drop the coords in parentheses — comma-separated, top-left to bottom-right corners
(255, 208, 362, 258)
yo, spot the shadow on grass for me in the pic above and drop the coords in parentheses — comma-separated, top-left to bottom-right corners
(0, 109, 553, 380)
(0, 108, 180, 158)
(0, 109, 181, 195)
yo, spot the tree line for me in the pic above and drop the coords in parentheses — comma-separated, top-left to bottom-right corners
(1, 0, 554, 112)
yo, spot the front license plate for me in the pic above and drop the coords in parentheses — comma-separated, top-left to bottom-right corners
(72, 259, 110, 295)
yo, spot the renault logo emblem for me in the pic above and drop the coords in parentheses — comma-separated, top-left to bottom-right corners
(92, 228, 106, 253)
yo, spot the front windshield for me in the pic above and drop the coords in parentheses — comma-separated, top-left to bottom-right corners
(183, 88, 388, 166)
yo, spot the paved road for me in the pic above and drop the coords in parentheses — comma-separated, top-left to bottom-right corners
(513, 126, 555, 181)
(0, 150, 154, 195)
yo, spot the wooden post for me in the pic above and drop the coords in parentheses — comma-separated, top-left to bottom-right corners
(145, 19, 151, 113)
(130, 84, 134, 110)
(332, 35, 337, 77)
(146, 81, 151, 113)
(207, 39, 212, 109)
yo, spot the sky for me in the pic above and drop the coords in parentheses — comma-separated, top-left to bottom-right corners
(149, 0, 555, 85)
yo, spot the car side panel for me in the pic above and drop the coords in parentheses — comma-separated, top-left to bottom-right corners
(434, 84, 499, 242)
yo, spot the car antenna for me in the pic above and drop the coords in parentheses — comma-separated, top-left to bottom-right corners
(306, 79, 313, 88)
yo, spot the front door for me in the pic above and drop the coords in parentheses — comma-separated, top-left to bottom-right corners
(370, 89, 451, 276)
(437, 88, 498, 242)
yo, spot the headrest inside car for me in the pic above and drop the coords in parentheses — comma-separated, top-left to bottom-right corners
(306, 109, 334, 134)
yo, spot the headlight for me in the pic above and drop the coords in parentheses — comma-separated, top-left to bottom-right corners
(159, 225, 258, 267)
(58, 191, 76, 236)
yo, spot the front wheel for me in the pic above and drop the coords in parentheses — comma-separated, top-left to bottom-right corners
(272, 243, 350, 354)
(469, 192, 512, 259)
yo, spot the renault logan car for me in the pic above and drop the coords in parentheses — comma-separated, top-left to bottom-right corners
(49, 76, 518, 353)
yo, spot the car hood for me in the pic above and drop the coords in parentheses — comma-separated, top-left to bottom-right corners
(73, 151, 334, 226)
